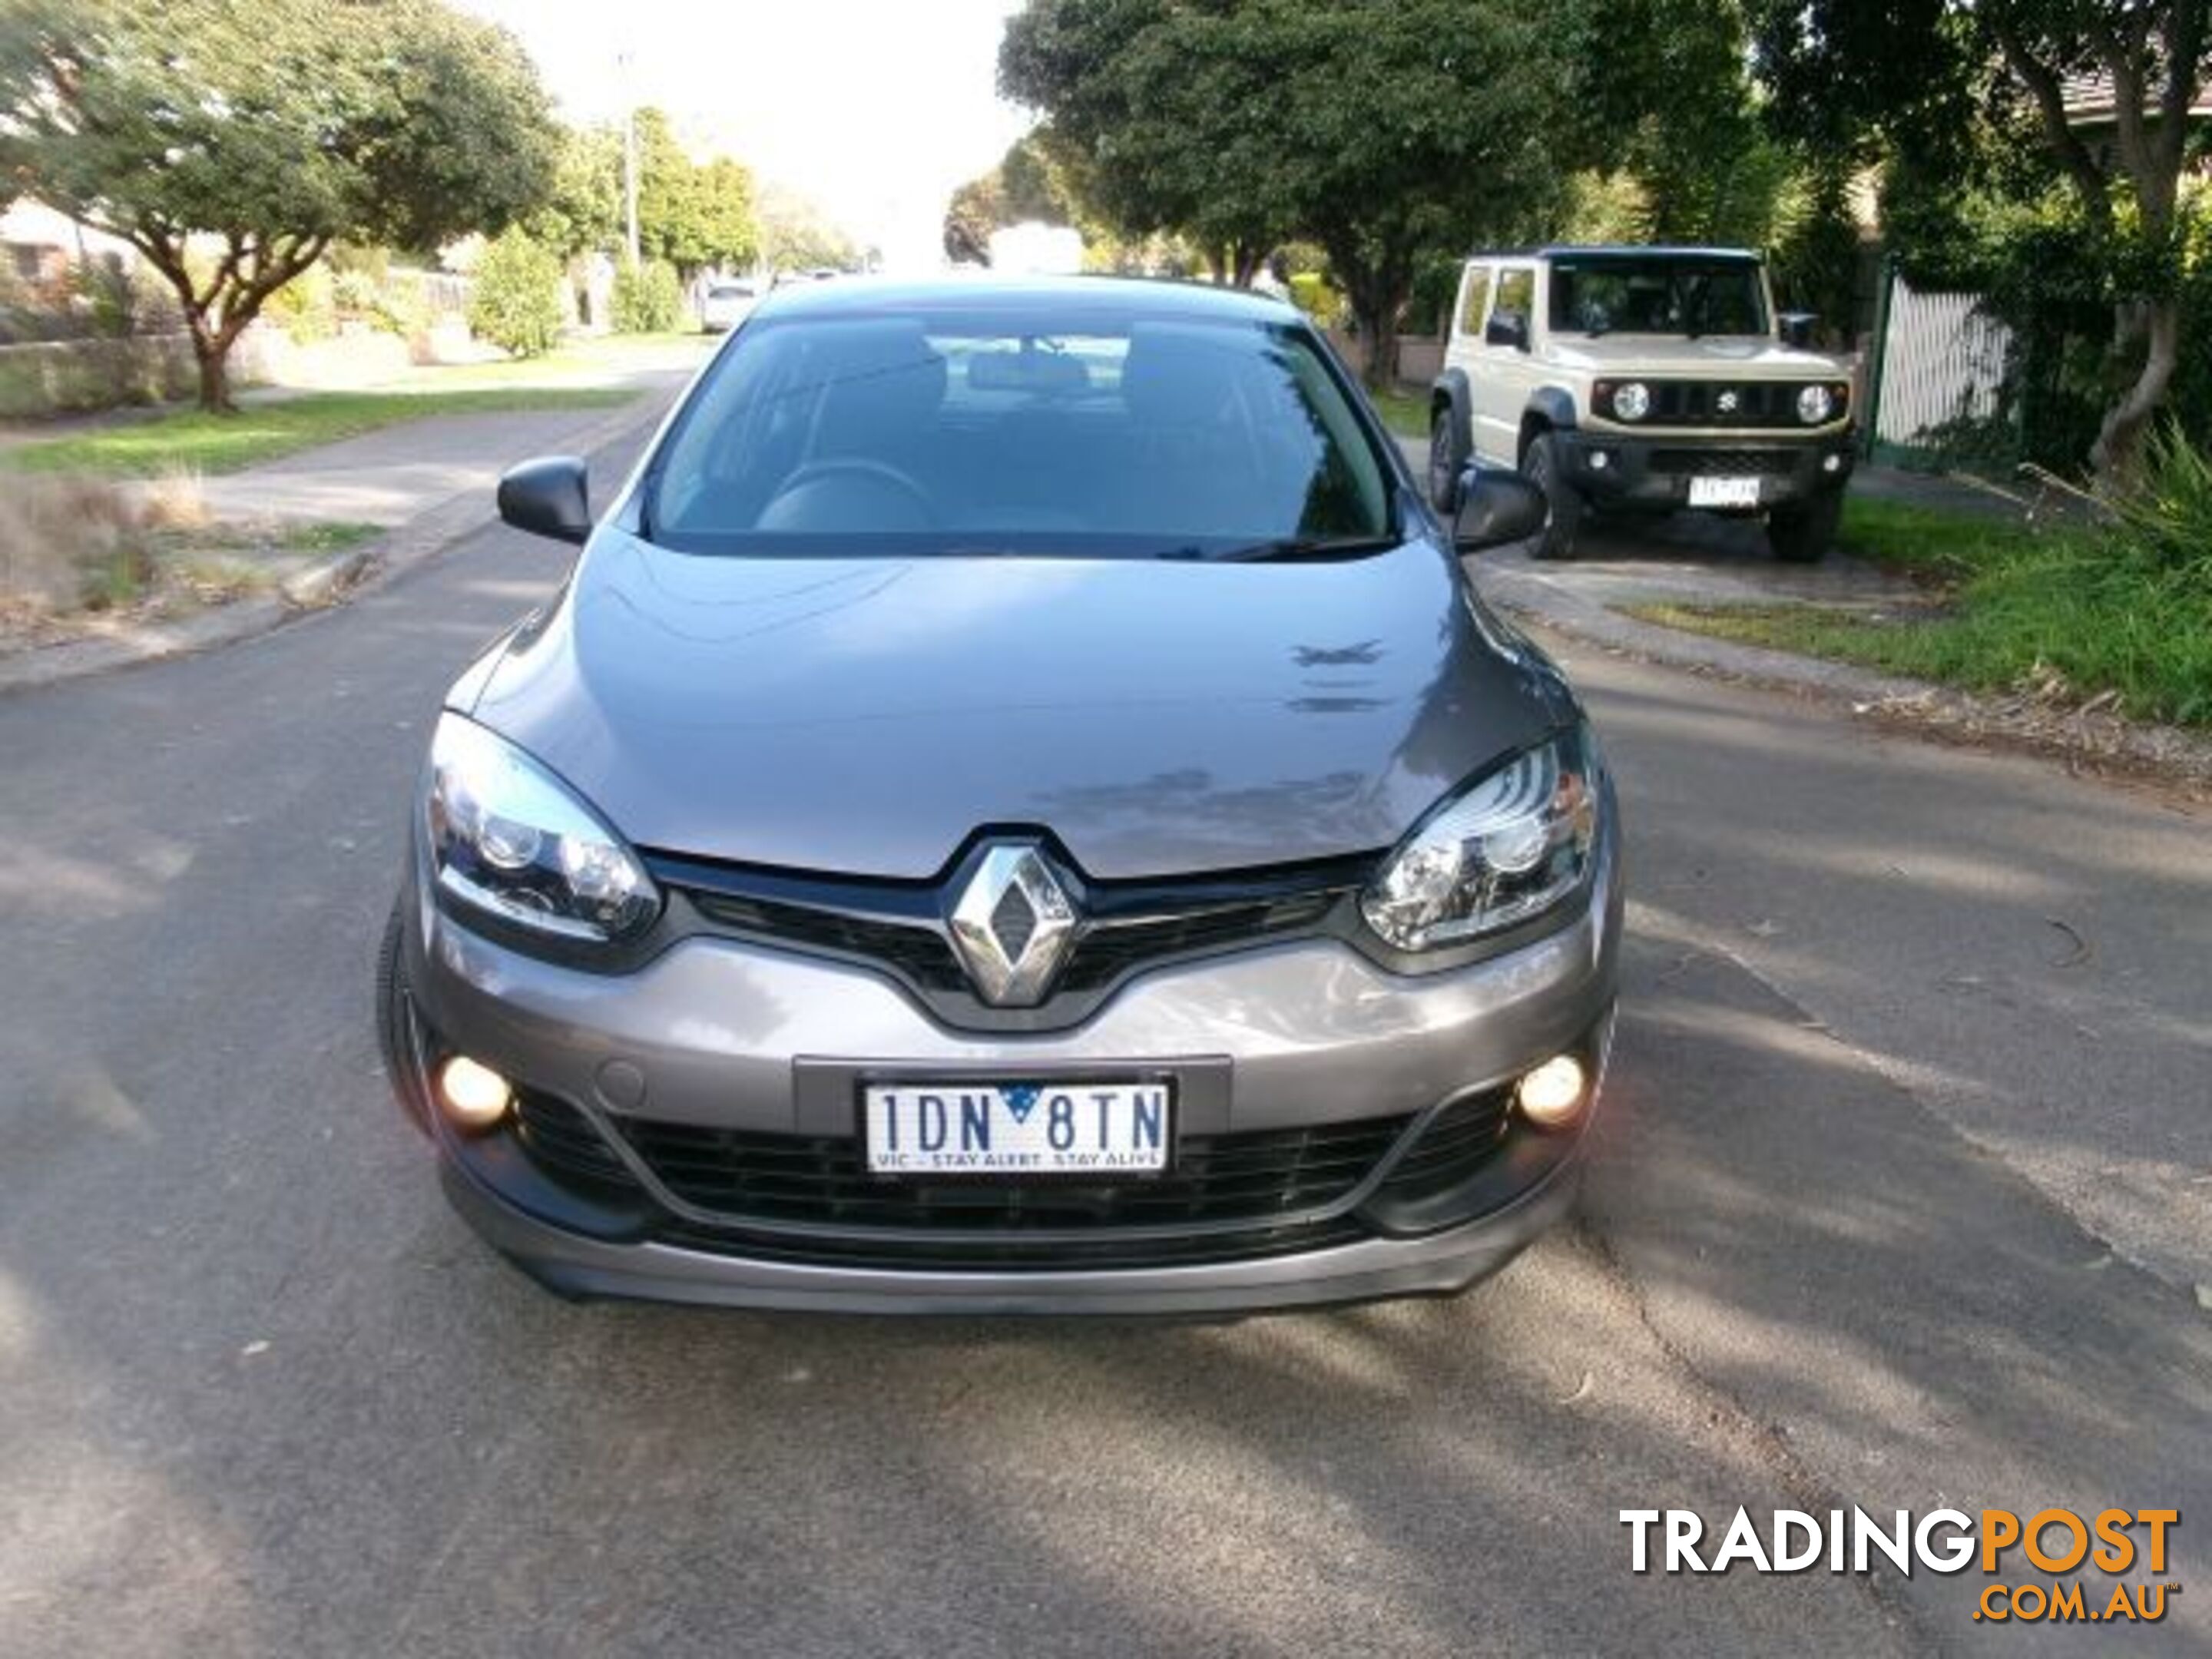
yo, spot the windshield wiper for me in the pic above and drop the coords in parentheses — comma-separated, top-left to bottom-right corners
(1214, 533, 1399, 563)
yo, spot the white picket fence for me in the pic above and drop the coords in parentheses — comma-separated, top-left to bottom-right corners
(1872, 273, 2015, 453)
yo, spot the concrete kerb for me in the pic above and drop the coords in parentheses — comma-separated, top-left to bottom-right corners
(0, 392, 667, 697)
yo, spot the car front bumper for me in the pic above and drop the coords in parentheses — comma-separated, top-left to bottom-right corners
(395, 833, 1621, 1315)
(1558, 427, 1856, 512)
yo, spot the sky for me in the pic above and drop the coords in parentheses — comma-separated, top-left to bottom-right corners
(454, 0, 1034, 271)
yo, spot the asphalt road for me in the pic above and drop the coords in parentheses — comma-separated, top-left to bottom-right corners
(2, 418, 2208, 1657)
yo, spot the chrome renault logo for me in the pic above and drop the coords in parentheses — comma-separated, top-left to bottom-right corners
(948, 843, 1078, 1005)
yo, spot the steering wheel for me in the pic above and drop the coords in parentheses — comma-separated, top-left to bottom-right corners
(759, 458, 935, 531)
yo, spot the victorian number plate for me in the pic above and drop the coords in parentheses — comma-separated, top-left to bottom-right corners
(864, 1081, 1172, 1176)
(1688, 475, 1762, 508)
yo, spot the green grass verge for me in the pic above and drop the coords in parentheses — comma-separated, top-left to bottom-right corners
(259, 519, 384, 556)
(1835, 495, 2045, 581)
(404, 331, 714, 390)
(0, 386, 640, 478)
(1368, 388, 1430, 440)
(1623, 518, 2212, 727)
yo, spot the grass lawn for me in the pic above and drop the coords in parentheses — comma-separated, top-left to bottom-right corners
(398, 331, 714, 391)
(0, 385, 641, 479)
(1623, 497, 2212, 727)
(1368, 387, 1431, 440)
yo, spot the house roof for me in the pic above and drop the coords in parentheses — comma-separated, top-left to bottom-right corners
(2060, 68, 2212, 128)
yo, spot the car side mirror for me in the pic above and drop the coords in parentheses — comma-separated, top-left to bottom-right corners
(1778, 311, 1818, 349)
(497, 455, 591, 545)
(1452, 465, 1546, 553)
(1483, 311, 1530, 352)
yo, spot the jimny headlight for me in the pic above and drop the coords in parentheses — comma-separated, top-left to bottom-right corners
(1363, 728, 1604, 952)
(1797, 383, 1837, 424)
(426, 714, 659, 943)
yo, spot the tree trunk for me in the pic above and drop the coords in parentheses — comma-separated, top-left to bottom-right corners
(1330, 250, 1412, 391)
(2091, 294, 2180, 485)
(1362, 308, 1401, 392)
(191, 329, 233, 414)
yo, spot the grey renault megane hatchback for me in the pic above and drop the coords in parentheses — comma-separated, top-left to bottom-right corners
(377, 276, 1621, 1314)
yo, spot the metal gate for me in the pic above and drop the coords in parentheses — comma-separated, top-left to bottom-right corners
(1867, 265, 2018, 469)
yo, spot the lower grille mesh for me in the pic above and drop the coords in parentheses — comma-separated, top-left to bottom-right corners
(1650, 447, 1802, 478)
(614, 1111, 1411, 1229)
(511, 1083, 1517, 1269)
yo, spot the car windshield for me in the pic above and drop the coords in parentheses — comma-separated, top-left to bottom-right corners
(1548, 257, 1769, 338)
(646, 305, 1395, 558)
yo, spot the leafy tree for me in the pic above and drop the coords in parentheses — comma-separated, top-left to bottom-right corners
(531, 125, 625, 260)
(690, 157, 760, 271)
(1001, 0, 1298, 286)
(942, 137, 1079, 266)
(0, 0, 558, 410)
(1267, 1, 1568, 380)
(632, 108, 758, 276)
(943, 173, 1005, 265)
(1750, 0, 2212, 481)
(611, 259, 684, 334)
(1001, 137, 1077, 225)
(468, 228, 563, 356)
(756, 182, 858, 274)
(1002, 0, 1574, 380)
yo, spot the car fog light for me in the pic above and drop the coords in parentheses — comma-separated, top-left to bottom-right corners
(1589, 450, 1611, 471)
(1823, 453, 1843, 473)
(1515, 1055, 1587, 1128)
(439, 1055, 512, 1131)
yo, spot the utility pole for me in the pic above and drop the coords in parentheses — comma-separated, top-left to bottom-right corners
(619, 49, 641, 267)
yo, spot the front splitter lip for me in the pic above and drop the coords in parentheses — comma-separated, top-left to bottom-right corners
(434, 1137, 1584, 1316)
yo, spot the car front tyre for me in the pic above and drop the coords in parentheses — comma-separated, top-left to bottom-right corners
(1427, 408, 1462, 514)
(376, 900, 432, 1134)
(1522, 431, 1584, 561)
(1769, 490, 1843, 562)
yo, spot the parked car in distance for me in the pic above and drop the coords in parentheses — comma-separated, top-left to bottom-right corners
(379, 276, 1622, 1316)
(697, 278, 758, 333)
(1429, 246, 1858, 561)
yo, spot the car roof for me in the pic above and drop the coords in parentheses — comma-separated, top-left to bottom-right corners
(748, 273, 1303, 326)
(1468, 245, 1764, 263)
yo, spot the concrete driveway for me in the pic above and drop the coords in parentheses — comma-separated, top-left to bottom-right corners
(2, 419, 2207, 1656)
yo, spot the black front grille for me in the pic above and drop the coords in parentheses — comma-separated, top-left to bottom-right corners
(1649, 447, 1803, 478)
(1644, 381, 1839, 428)
(666, 851, 1363, 1029)
(1057, 893, 1342, 992)
(511, 1088, 1522, 1271)
(1373, 1090, 1513, 1200)
(687, 890, 968, 989)
(615, 1110, 1412, 1230)
(517, 1088, 1521, 1220)
(515, 1090, 637, 1188)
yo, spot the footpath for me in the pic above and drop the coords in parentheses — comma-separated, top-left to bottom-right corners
(0, 376, 684, 695)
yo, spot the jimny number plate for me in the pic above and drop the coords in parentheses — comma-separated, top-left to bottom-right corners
(864, 1081, 1172, 1176)
(1687, 475, 1762, 509)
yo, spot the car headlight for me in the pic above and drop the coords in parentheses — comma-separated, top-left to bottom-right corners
(1362, 727, 1603, 952)
(426, 713, 659, 943)
(1611, 381, 1651, 422)
(1796, 383, 1835, 424)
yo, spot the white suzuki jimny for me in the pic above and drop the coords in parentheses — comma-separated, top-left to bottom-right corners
(1427, 246, 1858, 561)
